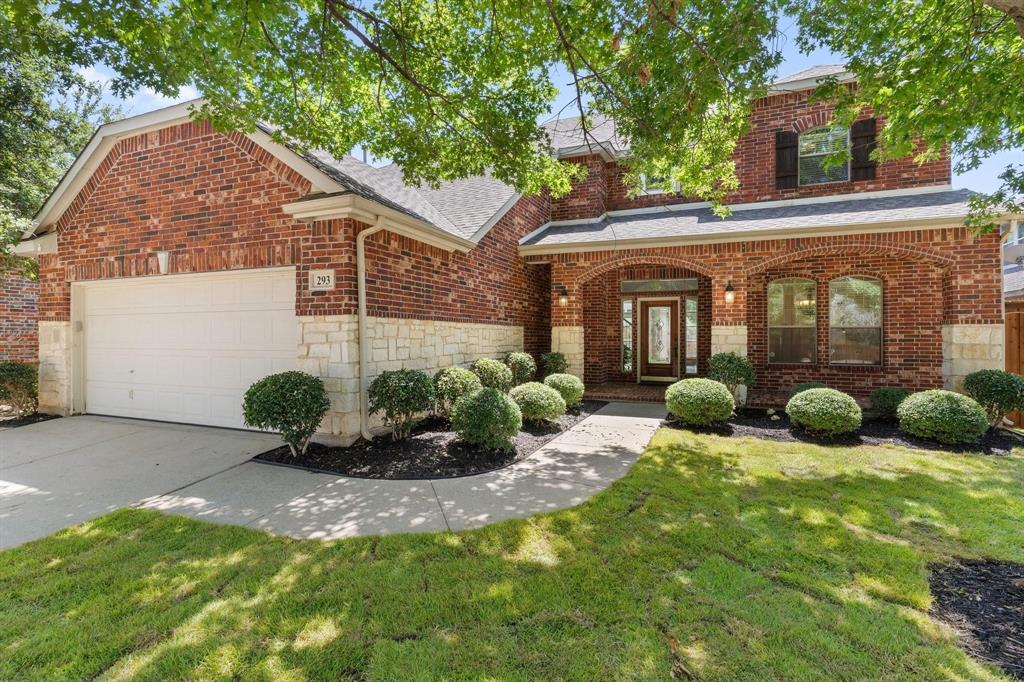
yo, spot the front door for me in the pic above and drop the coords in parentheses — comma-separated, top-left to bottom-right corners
(640, 299, 679, 381)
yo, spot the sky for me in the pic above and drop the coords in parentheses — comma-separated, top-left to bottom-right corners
(79, 21, 1018, 194)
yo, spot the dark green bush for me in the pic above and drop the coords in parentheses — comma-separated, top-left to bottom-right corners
(470, 357, 513, 392)
(243, 371, 330, 456)
(897, 390, 988, 444)
(368, 369, 435, 440)
(870, 387, 911, 420)
(786, 388, 862, 436)
(706, 353, 756, 400)
(504, 352, 537, 386)
(665, 378, 734, 426)
(963, 369, 1024, 428)
(790, 381, 827, 398)
(0, 361, 38, 416)
(451, 387, 522, 451)
(509, 382, 566, 422)
(433, 366, 482, 418)
(541, 352, 568, 377)
(544, 373, 585, 408)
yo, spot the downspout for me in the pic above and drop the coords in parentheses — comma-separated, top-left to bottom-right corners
(357, 216, 387, 441)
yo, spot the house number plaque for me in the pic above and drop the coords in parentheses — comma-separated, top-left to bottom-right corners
(308, 269, 336, 292)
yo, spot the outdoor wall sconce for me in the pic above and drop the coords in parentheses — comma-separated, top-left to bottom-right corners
(724, 281, 736, 304)
(557, 286, 570, 307)
(155, 250, 170, 275)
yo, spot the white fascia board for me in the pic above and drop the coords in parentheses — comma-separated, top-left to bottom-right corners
(13, 231, 57, 257)
(554, 142, 619, 162)
(245, 128, 344, 194)
(768, 71, 856, 94)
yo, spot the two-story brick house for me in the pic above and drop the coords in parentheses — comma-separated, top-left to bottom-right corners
(16, 65, 1006, 443)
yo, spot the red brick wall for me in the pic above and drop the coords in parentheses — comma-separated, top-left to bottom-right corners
(0, 271, 38, 362)
(549, 155, 608, 222)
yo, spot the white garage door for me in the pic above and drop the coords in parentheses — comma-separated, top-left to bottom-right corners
(80, 267, 297, 429)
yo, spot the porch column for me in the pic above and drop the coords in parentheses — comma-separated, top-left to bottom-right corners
(710, 272, 748, 357)
(551, 265, 584, 379)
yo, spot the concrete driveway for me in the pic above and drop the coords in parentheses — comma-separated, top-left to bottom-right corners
(2, 403, 663, 549)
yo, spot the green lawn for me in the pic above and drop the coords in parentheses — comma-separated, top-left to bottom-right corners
(2, 429, 1022, 681)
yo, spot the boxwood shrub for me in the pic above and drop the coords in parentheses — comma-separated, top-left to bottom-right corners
(665, 378, 734, 426)
(706, 352, 756, 400)
(509, 382, 566, 422)
(869, 387, 911, 420)
(243, 371, 330, 456)
(470, 357, 513, 392)
(786, 388, 862, 436)
(962, 369, 1024, 428)
(433, 366, 482, 418)
(0, 361, 38, 416)
(790, 381, 827, 398)
(451, 387, 522, 451)
(541, 352, 568, 377)
(544, 373, 585, 408)
(897, 390, 988, 444)
(368, 369, 435, 440)
(504, 351, 537, 386)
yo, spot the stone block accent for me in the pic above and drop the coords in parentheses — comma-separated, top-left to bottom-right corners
(552, 326, 584, 378)
(942, 323, 1004, 391)
(711, 325, 748, 356)
(38, 321, 71, 414)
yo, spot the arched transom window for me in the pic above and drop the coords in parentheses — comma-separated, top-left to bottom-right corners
(767, 278, 817, 364)
(829, 276, 883, 365)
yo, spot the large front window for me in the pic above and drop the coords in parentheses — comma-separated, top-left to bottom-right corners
(799, 126, 849, 185)
(768, 278, 817, 364)
(830, 276, 882, 365)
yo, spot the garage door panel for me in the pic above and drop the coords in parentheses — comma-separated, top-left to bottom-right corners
(82, 268, 297, 429)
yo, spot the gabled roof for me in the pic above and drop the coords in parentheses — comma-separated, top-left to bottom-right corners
(520, 187, 972, 253)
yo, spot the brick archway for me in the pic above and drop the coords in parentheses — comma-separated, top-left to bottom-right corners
(744, 242, 955, 276)
(575, 254, 715, 286)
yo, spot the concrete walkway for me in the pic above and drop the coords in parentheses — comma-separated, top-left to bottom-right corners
(1, 402, 663, 548)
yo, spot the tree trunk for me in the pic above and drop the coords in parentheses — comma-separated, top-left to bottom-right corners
(984, 0, 1024, 38)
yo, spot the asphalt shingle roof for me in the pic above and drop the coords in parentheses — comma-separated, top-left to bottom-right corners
(521, 188, 974, 248)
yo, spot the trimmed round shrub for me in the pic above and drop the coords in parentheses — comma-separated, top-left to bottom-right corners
(665, 378, 735, 426)
(544, 373, 585, 408)
(504, 351, 537, 386)
(470, 357, 513, 392)
(368, 369, 435, 440)
(433, 366, 482, 418)
(541, 352, 568, 377)
(870, 387, 911, 420)
(963, 369, 1024, 428)
(243, 371, 330, 457)
(0, 361, 38, 416)
(451, 387, 523, 451)
(790, 381, 827, 398)
(897, 390, 988, 444)
(706, 352, 756, 400)
(510, 382, 566, 422)
(786, 388, 862, 436)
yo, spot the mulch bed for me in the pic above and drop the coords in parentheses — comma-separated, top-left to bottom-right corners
(254, 400, 608, 480)
(929, 560, 1024, 679)
(0, 412, 61, 429)
(664, 408, 1024, 455)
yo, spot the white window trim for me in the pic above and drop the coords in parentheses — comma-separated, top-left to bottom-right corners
(640, 174, 681, 195)
(798, 126, 851, 187)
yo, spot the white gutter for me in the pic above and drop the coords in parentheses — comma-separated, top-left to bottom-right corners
(356, 216, 387, 441)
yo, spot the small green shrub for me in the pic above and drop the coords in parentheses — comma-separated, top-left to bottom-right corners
(433, 366, 482, 418)
(451, 387, 522, 451)
(471, 357, 513, 392)
(509, 382, 566, 422)
(790, 381, 827, 398)
(706, 353, 756, 401)
(665, 378, 734, 426)
(243, 371, 330, 457)
(544, 373, 585, 408)
(368, 369, 435, 440)
(0, 361, 38, 416)
(504, 352, 537, 386)
(897, 390, 988, 444)
(541, 352, 568, 377)
(786, 388, 862, 436)
(963, 369, 1024, 428)
(870, 387, 911, 420)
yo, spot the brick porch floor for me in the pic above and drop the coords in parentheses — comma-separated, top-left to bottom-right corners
(584, 382, 668, 403)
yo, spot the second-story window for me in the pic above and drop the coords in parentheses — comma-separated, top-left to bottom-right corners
(640, 174, 679, 195)
(799, 126, 849, 185)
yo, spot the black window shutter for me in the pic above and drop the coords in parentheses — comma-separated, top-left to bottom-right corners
(850, 117, 877, 181)
(775, 130, 798, 189)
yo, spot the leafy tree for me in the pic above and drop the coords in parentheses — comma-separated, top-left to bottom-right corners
(0, 9, 120, 278)
(3, 0, 1021, 229)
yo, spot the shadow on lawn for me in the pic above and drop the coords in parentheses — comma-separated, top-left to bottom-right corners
(1, 435, 1021, 680)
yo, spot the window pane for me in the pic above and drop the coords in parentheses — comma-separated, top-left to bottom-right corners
(621, 299, 633, 373)
(830, 328, 881, 365)
(685, 298, 698, 374)
(647, 306, 671, 364)
(799, 126, 849, 185)
(830, 277, 882, 327)
(769, 328, 816, 364)
(621, 278, 698, 293)
(799, 155, 849, 184)
(799, 127, 847, 156)
(768, 279, 816, 327)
